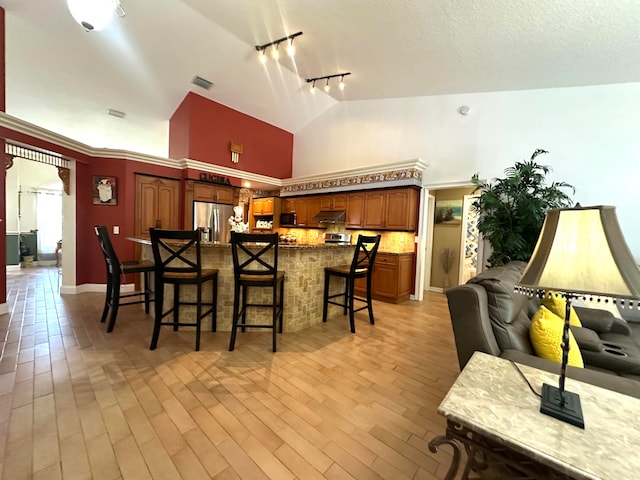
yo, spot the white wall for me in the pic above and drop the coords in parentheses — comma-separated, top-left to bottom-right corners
(293, 83, 640, 260)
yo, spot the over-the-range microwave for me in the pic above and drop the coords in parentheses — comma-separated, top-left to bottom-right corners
(280, 212, 297, 226)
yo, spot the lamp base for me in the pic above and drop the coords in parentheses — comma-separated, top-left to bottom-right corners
(540, 383, 584, 429)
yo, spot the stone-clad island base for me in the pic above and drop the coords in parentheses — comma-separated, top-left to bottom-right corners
(142, 242, 356, 332)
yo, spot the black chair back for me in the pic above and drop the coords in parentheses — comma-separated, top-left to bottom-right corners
(149, 228, 203, 277)
(350, 234, 381, 275)
(230, 232, 279, 281)
(95, 225, 122, 276)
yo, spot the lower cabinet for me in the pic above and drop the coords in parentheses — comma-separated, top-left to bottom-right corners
(354, 252, 414, 304)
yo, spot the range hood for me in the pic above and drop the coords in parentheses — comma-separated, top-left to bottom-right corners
(312, 210, 346, 223)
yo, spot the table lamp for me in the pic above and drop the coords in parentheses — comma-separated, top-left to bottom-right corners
(516, 205, 640, 428)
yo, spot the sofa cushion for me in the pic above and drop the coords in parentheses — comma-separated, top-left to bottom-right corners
(530, 306, 584, 368)
(468, 261, 537, 354)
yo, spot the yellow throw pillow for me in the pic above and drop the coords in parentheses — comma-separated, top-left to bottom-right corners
(530, 306, 584, 368)
(542, 291, 582, 327)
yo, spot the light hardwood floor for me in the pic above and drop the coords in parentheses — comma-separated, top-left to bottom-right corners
(0, 267, 462, 479)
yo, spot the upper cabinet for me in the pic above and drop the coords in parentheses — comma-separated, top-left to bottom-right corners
(319, 194, 347, 210)
(282, 187, 419, 231)
(346, 193, 365, 228)
(191, 181, 235, 204)
(253, 197, 275, 216)
(384, 188, 418, 231)
(251, 196, 281, 232)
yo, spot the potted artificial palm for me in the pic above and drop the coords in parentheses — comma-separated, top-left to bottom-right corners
(471, 149, 575, 268)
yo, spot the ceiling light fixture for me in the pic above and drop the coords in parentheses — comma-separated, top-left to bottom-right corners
(306, 72, 351, 93)
(310, 80, 316, 93)
(67, 0, 125, 32)
(255, 31, 302, 62)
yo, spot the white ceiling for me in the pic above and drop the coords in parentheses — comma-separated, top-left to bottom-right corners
(1, 0, 639, 156)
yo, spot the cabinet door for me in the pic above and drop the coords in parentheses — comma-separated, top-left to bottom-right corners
(305, 196, 322, 227)
(215, 186, 234, 204)
(157, 182, 180, 230)
(385, 189, 418, 231)
(332, 194, 347, 210)
(252, 198, 264, 215)
(319, 196, 333, 210)
(135, 175, 180, 238)
(364, 191, 386, 229)
(372, 254, 399, 301)
(193, 182, 215, 202)
(262, 197, 274, 215)
(346, 193, 365, 228)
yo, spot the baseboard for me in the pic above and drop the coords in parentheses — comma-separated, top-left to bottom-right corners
(61, 283, 136, 295)
(428, 286, 444, 293)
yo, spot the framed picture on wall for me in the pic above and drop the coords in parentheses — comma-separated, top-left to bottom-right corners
(435, 199, 462, 224)
(93, 176, 118, 205)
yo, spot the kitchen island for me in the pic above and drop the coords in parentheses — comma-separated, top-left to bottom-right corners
(139, 241, 356, 332)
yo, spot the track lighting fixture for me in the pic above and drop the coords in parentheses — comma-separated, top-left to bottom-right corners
(305, 72, 351, 93)
(255, 31, 302, 62)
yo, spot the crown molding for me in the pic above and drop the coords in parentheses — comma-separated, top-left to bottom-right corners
(0, 112, 429, 193)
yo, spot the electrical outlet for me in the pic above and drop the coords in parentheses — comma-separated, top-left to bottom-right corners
(113, 226, 120, 234)
(400, 235, 406, 243)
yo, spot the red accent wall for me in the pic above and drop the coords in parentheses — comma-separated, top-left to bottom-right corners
(169, 92, 293, 179)
(76, 158, 183, 285)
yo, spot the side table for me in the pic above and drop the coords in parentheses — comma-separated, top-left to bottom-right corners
(429, 352, 640, 479)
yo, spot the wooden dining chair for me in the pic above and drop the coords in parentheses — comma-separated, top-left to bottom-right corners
(149, 228, 218, 351)
(94, 225, 155, 332)
(322, 234, 381, 333)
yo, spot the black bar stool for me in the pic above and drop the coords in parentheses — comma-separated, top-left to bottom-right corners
(94, 225, 155, 332)
(322, 234, 381, 333)
(229, 232, 284, 352)
(149, 228, 218, 351)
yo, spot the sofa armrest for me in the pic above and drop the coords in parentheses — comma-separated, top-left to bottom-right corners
(446, 284, 502, 370)
(574, 306, 632, 336)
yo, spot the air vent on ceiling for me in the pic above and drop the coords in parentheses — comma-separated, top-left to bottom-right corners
(107, 108, 126, 119)
(192, 75, 213, 90)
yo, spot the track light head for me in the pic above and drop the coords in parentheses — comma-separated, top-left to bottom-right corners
(286, 39, 295, 56)
(271, 43, 280, 59)
(258, 48, 267, 64)
(310, 80, 316, 93)
(339, 75, 345, 90)
(324, 79, 330, 93)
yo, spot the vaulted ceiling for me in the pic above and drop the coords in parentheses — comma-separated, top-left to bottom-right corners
(1, 0, 639, 156)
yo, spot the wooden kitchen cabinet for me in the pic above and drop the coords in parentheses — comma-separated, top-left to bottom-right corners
(192, 181, 235, 204)
(346, 192, 365, 228)
(363, 191, 386, 229)
(385, 188, 418, 231)
(135, 174, 180, 238)
(362, 187, 419, 231)
(252, 196, 275, 215)
(354, 252, 414, 303)
(305, 196, 322, 227)
(320, 194, 347, 210)
(251, 196, 280, 232)
(184, 180, 238, 229)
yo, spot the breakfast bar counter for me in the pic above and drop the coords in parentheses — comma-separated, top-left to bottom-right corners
(140, 241, 356, 331)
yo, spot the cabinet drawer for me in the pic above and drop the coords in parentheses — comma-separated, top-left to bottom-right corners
(376, 254, 399, 266)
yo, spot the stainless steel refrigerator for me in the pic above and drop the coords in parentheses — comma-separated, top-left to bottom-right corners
(193, 201, 235, 243)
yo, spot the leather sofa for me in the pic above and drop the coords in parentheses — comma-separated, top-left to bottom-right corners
(446, 261, 640, 398)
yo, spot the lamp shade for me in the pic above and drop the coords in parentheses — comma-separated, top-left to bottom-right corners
(518, 206, 640, 300)
(67, 0, 117, 31)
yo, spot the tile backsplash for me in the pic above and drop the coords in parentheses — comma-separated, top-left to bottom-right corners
(277, 225, 414, 253)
